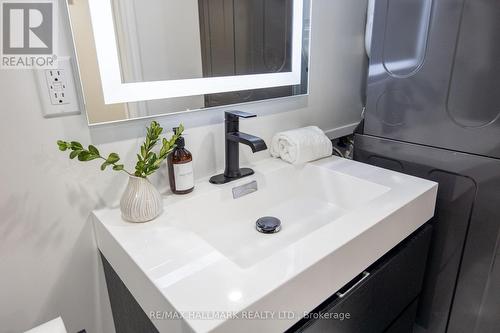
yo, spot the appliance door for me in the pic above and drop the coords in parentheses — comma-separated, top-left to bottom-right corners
(354, 134, 500, 333)
(364, 0, 500, 158)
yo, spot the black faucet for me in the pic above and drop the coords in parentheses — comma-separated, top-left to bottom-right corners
(209, 111, 268, 184)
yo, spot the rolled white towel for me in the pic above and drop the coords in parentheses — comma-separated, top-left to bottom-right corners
(270, 126, 333, 164)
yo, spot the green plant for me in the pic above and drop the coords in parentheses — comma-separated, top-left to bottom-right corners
(57, 121, 184, 178)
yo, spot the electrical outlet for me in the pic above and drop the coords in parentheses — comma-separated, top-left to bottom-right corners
(45, 69, 69, 105)
(35, 56, 81, 117)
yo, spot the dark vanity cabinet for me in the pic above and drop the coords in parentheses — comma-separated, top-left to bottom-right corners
(288, 224, 432, 333)
(102, 224, 432, 333)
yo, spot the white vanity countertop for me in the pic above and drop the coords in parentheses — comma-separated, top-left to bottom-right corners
(93, 156, 437, 333)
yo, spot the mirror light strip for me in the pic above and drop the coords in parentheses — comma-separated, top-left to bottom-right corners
(87, 0, 304, 104)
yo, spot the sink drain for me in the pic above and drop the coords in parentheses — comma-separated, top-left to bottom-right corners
(256, 217, 281, 234)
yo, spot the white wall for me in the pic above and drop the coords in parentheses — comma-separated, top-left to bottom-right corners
(0, 0, 367, 332)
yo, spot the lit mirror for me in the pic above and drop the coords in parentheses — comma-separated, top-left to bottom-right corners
(67, 0, 311, 125)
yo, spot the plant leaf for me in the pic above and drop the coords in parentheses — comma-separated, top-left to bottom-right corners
(77, 151, 90, 161)
(70, 141, 83, 150)
(134, 120, 173, 178)
(148, 156, 158, 168)
(88, 145, 99, 156)
(69, 150, 81, 159)
(78, 151, 99, 162)
(100, 162, 110, 171)
(153, 158, 163, 167)
(136, 160, 145, 171)
(159, 146, 168, 157)
(113, 164, 124, 171)
(57, 140, 68, 151)
(106, 153, 120, 164)
(156, 126, 163, 136)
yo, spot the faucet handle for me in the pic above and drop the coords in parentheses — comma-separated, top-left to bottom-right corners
(225, 110, 256, 121)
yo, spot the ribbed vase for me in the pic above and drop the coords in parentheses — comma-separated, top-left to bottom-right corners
(120, 176, 163, 223)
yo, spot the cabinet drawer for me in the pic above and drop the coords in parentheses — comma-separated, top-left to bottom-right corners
(289, 224, 432, 333)
(384, 298, 419, 333)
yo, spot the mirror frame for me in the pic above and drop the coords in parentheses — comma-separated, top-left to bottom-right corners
(87, 0, 305, 104)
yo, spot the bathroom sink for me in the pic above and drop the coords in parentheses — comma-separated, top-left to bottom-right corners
(93, 156, 437, 333)
(166, 161, 389, 268)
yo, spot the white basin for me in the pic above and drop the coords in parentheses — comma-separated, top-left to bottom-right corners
(93, 157, 437, 333)
(167, 162, 389, 268)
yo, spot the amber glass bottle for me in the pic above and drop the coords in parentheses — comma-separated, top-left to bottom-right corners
(167, 133, 194, 194)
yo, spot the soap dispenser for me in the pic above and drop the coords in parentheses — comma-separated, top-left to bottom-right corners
(167, 128, 194, 194)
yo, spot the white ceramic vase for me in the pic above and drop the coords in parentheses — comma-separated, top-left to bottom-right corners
(120, 176, 163, 223)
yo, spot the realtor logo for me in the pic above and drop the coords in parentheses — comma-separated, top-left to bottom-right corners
(1, 0, 57, 68)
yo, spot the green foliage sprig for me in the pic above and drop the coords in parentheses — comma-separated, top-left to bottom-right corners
(57, 121, 184, 178)
(134, 122, 184, 178)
